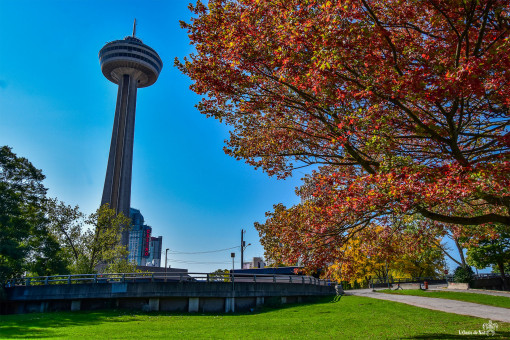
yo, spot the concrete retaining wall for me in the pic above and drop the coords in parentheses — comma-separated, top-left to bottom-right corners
(1, 281, 335, 314)
(447, 278, 510, 291)
(447, 282, 470, 290)
(396, 283, 422, 290)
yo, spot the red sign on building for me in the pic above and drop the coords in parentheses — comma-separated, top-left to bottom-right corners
(143, 226, 151, 258)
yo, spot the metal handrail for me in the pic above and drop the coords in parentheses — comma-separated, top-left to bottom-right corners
(370, 276, 446, 284)
(4, 272, 332, 287)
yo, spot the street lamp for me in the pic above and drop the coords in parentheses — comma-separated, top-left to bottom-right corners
(231, 252, 236, 271)
(230, 252, 236, 312)
(240, 229, 252, 268)
(165, 248, 169, 273)
(241, 242, 251, 269)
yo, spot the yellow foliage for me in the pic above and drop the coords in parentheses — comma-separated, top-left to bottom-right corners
(328, 225, 445, 285)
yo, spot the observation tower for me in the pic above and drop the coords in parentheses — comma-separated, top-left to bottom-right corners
(99, 20, 163, 246)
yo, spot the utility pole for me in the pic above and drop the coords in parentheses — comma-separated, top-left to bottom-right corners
(241, 229, 245, 269)
(165, 248, 169, 273)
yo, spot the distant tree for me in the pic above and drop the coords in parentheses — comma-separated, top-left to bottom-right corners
(29, 232, 69, 277)
(466, 226, 510, 289)
(210, 269, 230, 282)
(257, 202, 446, 280)
(300, 217, 446, 285)
(453, 265, 474, 284)
(0, 146, 68, 282)
(46, 198, 87, 272)
(393, 245, 445, 279)
(47, 200, 139, 274)
(327, 226, 395, 286)
(47, 199, 143, 274)
(78, 204, 136, 274)
(492, 263, 510, 275)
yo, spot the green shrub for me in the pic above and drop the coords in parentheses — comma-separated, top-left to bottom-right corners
(453, 266, 474, 283)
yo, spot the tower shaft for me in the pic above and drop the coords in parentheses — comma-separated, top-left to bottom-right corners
(101, 74, 138, 246)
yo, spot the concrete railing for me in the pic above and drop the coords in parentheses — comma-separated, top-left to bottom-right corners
(4, 272, 330, 287)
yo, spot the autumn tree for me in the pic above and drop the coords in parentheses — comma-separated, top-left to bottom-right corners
(328, 226, 399, 286)
(393, 245, 446, 279)
(263, 210, 445, 284)
(179, 1, 510, 272)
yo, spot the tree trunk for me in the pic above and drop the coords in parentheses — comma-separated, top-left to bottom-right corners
(454, 238, 467, 267)
(498, 261, 508, 291)
(88, 227, 102, 273)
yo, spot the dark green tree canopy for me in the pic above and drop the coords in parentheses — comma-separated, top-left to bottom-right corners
(466, 226, 510, 289)
(0, 146, 67, 281)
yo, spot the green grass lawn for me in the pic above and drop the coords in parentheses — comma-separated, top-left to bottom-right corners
(378, 289, 510, 309)
(1, 296, 509, 339)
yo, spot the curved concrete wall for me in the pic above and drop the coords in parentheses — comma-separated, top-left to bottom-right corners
(2, 281, 335, 314)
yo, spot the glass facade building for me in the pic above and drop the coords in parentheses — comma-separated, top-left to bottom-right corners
(128, 208, 155, 266)
(147, 236, 163, 267)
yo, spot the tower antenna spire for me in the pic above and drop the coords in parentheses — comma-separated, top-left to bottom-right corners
(132, 18, 137, 37)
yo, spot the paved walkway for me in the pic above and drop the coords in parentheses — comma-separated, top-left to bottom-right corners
(345, 289, 510, 323)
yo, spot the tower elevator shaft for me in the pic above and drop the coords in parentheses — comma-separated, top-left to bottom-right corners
(101, 74, 138, 247)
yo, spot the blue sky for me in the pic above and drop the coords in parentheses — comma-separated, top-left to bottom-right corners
(0, 0, 304, 272)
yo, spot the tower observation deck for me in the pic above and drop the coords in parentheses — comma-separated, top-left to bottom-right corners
(99, 21, 163, 247)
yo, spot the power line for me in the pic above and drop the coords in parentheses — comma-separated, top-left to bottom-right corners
(167, 258, 231, 265)
(168, 246, 240, 255)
